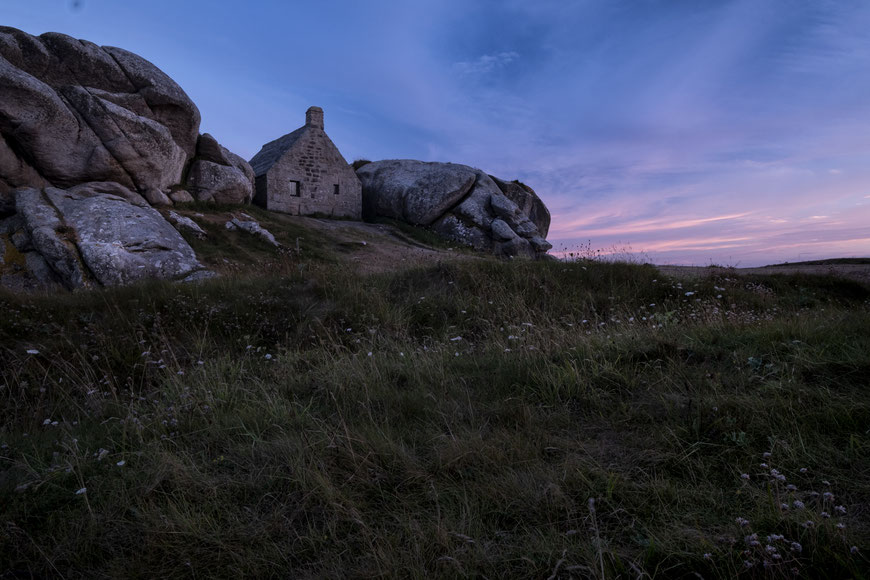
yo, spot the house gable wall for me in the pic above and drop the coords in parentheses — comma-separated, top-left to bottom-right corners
(262, 130, 361, 218)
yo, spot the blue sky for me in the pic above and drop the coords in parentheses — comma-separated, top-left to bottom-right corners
(6, 0, 870, 266)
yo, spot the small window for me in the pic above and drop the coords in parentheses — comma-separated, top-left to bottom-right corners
(333, 184, 340, 195)
(289, 180, 301, 197)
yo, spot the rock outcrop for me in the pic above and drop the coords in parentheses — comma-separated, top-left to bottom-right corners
(225, 216, 279, 247)
(0, 26, 199, 207)
(489, 176, 550, 238)
(186, 133, 254, 204)
(356, 160, 552, 257)
(0, 27, 253, 213)
(3, 183, 210, 289)
(0, 26, 254, 290)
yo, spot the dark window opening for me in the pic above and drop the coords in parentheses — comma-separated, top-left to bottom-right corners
(290, 180, 301, 197)
(333, 184, 340, 195)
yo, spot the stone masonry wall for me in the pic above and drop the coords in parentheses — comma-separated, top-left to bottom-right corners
(263, 131, 361, 218)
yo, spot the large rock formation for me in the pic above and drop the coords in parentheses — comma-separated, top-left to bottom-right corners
(3, 183, 211, 289)
(186, 133, 254, 205)
(488, 175, 550, 238)
(0, 26, 254, 213)
(356, 160, 552, 257)
(0, 27, 199, 206)
(0, 26, 256, 289)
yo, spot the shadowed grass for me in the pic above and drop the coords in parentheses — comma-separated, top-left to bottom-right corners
(1, 256, 869, 578)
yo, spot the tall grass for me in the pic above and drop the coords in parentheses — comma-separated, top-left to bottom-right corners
(1, 257, 869, 578)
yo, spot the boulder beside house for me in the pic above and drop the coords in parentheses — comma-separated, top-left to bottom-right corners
(249, 107, 362, 219)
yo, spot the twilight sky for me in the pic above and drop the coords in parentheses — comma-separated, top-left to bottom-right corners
(6, 0, 870, 266)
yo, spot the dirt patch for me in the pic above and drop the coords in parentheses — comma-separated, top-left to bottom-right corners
(292, 217, 482, 274)
(656, 264, 870, 285)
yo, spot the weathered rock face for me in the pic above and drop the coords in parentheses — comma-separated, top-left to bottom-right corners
(0, 26, 200, 201)
(0, 27, 257, 290)
(3, 183, 210, 289)
(225, 216, 279, 247)
(186, 133, 254, 204)
(0, 27, 253, 214)
(357, 160, 476, 225)
(489, 176, 550, 238)
(357, 160, 552, 257)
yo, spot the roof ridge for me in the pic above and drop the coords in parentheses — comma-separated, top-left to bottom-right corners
(248, 126, 309, 176)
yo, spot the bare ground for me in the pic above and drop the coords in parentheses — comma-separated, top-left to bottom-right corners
(291, 216, 481, 274)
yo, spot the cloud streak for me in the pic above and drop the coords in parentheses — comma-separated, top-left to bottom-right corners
(453, 52, 520, 76)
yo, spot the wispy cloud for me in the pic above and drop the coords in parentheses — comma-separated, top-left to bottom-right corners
(453, 51, 520, 76)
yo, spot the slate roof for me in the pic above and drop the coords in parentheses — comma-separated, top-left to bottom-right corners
(248, 126, 307, 177)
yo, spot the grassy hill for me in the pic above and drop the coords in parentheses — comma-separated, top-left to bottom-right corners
(2, 209, 869, 578)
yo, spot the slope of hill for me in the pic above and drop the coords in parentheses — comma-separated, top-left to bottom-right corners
(2, 212, 869, 578)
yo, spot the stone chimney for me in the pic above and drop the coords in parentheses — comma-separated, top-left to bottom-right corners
(305, 106, 324, 129)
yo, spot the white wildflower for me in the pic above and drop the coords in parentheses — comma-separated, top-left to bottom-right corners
(75, 487, 87, 495)
(745, 533, 760, 547)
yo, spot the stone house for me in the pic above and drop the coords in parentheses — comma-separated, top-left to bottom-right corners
(249, 107, 362, 218)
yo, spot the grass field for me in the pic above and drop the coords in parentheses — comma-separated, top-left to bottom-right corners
(1, 220, 869, 578)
